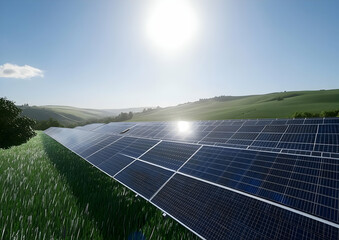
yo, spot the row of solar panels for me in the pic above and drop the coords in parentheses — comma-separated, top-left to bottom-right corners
(45, 126, 339, 240)
(75, 120, 339, 158)
(76, 117, 339, 131)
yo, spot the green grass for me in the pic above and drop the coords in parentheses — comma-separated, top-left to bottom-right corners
(0, 132, 197, 240)
(20, 106, 144, 125)
(131, 89, 339, 121)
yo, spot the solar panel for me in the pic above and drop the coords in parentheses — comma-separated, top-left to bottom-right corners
(93, 122, 136, 134)
(87, 137, 137, 165)
(79, 135, 122, 158)
(72, 133, 109, 154)
(85, 120, 339, 156)
(139, 141, 201, 170)
(324, 118, 339, 124)
(237, 125, 265, 132)
(114, 160, 174, 199)
(45, 118, 339, 239)
(97, 153, 134, 177)
(179, 146, 339, 223)
(119, 138, 159, 158)
(74, 123, 104, 131)
(151, 174, 338, 240)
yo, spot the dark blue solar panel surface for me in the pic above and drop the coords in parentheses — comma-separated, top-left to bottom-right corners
(151, 174, 339, 240)
(45, 118, 339, 240)
(97, 154, 134, 177)
(119, 138, 159, 158)
(262, 125, 288, 133)
(79, 135, 121, 158)
(72, 134, 108, 154)
(180, 146, 339, 223)
(140, 141, 201, 170)
(87, 137, 137, 165)
(93, 122, 136, 134)
(114, 160, 173, 199)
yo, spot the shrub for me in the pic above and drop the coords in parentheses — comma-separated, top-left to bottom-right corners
(0, 97, 36, 149)
(34, 118, 63, 130)
(320, 110, 339, 118)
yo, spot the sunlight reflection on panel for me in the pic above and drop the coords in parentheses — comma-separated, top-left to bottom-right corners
(177, 121, 191, 134)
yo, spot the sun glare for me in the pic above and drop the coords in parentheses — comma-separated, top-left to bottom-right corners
(145, 0, 199, 54)
(177, 121, 191, 133)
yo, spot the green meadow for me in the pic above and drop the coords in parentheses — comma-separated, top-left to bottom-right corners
(0, 132, 197, 240)
(131, 89, 339, 121)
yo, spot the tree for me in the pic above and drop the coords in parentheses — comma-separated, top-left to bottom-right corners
(34, 118, 63, 130)
(0, 97, 36, 149)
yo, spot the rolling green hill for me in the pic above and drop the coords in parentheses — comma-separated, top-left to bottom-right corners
(131, 89, 339, 121)
(19, 105, 144, 125)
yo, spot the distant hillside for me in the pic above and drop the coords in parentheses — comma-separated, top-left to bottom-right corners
(131, 89, 339, 121)
(20, 105, 144, 125)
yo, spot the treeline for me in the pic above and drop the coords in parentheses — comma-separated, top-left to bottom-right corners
(292, 110, 339, 118)
(198, 95, 245, 102)
(142, 106, 161, 113)
(34, 118, 63, 130)
(34, 111, 134, 130)
(94, 111, 133, 124)
(67, 111, 134, 128)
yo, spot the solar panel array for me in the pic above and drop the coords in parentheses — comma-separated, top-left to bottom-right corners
(44, 118, 339, 240)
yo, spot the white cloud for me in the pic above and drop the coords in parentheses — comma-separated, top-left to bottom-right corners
(0, 63, 44, 79)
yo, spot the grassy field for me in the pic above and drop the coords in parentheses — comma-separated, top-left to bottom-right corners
(131, 89, 339, 121)
(0, 132, 197, 240)
(20, 106, 144, 125)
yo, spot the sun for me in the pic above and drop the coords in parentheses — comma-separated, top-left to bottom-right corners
(145, 0, 199, 54)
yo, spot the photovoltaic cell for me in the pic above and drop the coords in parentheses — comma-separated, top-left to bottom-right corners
(324, 118, 339, 124)
(45, 118, 339, 240)
(213, 125, 240, 132)
(72, 134, 108, 154)
(151, 174, 339, 240)
(79, 135, 121, 158)
(119, 138, 159, 158)
(87, 137, 137, 165)
(231, 132, 259, 140)
(255, 133, 282, 141)
(237, 125, 264, 132)
(316, 134, 339, 145)
(277, 142, 314, 151)
(97, 154, 134, 177)
(201, 132, 234, 143)
(180, 146, 339, 223)
(286, 125, 318, 134)
(304, 118, 324, 124)
(251, 141, 278, 148)
(114, 160, 173, 199)
(287, 119, 305, 124)
(318, 125, 339, 134)
(280, 133, 316, 143)
(314, 144, 339, 153)
(226, 139, 253, 146)
(262, 125, 288, 133)
(140, 141, 201, 170)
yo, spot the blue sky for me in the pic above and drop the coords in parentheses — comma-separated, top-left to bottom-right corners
(0, 0, 338, 109)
